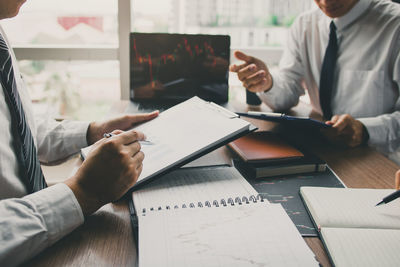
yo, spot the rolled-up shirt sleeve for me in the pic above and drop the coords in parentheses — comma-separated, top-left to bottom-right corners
(358, 32, 400, 155)
(35, 118, 90, 163)
(257, 17, 306, 112)
(0, 183, 84, 267)
(359, 112, 400, 154)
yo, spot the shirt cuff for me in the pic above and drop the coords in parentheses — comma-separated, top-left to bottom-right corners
(358, 117, 385, 147)
(256, 71, 286, 111)
(63, 120, 90, 151)
(257, 86, 276, 109)
(24, 183, 84, 245)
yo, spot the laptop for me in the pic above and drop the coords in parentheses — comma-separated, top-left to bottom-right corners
(128, 32, 230, 112)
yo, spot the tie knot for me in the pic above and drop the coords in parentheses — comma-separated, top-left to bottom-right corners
(330, 21, 336, 32)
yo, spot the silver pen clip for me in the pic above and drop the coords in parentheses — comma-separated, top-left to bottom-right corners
(207, 102, 239, 119)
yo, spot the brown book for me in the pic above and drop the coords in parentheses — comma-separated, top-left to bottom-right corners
(228, 131, 304, 164)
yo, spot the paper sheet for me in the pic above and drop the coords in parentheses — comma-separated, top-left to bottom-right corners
(322, 227, 400, 267)
(132, 167, 260, 214)
(132, 97, 251, 187)
(80, 97, 251, 188)
(139, 203, 318, 267)
(300, 187, 400, 229)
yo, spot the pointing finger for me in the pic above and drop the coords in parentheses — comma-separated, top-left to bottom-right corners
(234, 50, 254, 63)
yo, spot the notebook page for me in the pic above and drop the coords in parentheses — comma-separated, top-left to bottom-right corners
(139, 203, 318, 267)
(321, 227, 400, 267)
(300, 187, 400, 229)
(133, 97, 250, 186)
(132, 167, 260, 214)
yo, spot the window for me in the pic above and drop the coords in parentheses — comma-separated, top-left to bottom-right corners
(2, 0, 123, 120)
(2, 0, 118, 45)
(132, 0, 314, 48)
(20, 60, 120, 121)
(3, 0, 313, 119)
(132, 0, 314, 98)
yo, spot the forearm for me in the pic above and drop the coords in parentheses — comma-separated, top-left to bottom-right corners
(358, 111, 400, 154)
(257, 70, 305, 112)
(0, 184, 84, 266)
(36, 118, 90, 163)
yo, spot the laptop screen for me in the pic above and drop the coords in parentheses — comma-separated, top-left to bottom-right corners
(130, 33, 230, 104)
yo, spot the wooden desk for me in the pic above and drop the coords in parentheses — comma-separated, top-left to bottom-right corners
(26, 101, 399, 267)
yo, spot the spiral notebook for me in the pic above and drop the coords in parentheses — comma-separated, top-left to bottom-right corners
(130, 167, 318, 266)
(131, 167, 258, 214)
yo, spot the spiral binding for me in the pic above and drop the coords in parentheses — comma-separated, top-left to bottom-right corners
(140, 194, 265, 216)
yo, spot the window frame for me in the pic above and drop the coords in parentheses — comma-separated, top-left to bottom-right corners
(12, 0, 283, 100)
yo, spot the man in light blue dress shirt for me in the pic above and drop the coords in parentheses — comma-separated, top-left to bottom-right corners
(0, 0, 159, 266)
(231, 0, 400, 163)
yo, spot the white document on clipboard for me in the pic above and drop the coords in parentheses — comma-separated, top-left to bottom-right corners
(131, 96, 254, 189)
(81, 97, 255, 189)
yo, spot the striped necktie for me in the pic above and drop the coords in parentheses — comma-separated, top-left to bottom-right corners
(0, 34, 47, 193)
(319, 21, 338, 119)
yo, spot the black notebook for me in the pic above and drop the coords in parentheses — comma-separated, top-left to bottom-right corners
(237, 111, 331, 129)
(234, 153, 326, 179)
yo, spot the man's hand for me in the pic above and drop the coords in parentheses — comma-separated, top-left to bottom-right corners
(321, 114, 368, 148)
(65, 129, 145, 216)
(229, 51, 273, 93)
(87, 111, 159, 145)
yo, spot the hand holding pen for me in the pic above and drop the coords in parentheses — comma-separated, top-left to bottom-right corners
(376, 170, 400, 206)
(67, 129, 146, 216)
(104, 132, 154, 145)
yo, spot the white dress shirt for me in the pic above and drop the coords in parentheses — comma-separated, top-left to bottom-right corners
(0, 25, 88, 266)
(258, 0, 400, 158)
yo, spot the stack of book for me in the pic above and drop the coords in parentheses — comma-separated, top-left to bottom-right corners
(228, 131, 326, 179)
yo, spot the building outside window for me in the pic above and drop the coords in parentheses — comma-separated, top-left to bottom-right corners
(2, 0, 314, 120)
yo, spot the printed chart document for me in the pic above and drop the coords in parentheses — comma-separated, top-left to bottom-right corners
(81, 97, 254, 189)
(300, 187, 400, 267)
(139, 202, 318, 267)
(133, 97, 254, 189)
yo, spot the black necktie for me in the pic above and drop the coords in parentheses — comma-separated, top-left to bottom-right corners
(319, 21, 338, 119)
(0, 34, 47, 193)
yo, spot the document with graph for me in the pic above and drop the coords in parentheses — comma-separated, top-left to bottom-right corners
(80, 97, 255, 190)
(138, 202, 318, 266)
(130, 96, 255, 189)
(131, 161, 317, 266)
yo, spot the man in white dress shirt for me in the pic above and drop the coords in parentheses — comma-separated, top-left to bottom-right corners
(231, 0, 400, 162)
(0, 0, 159, 266)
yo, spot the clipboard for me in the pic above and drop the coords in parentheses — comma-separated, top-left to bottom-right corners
(128, 97, 257, 191)
(81, 97, 256, 192)
(236, 111, 331, 129)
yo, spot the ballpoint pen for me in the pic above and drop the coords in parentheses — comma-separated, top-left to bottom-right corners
(247, 111, 286, 117)
(103, 132, 154, 145)
(375, 189, 400, 206)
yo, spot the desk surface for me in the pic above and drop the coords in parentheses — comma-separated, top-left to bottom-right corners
(27, 100, 399, 267)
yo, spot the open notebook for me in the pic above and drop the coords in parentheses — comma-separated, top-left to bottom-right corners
(131, 167, 318, 266)
(300, 187, 400, 267)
